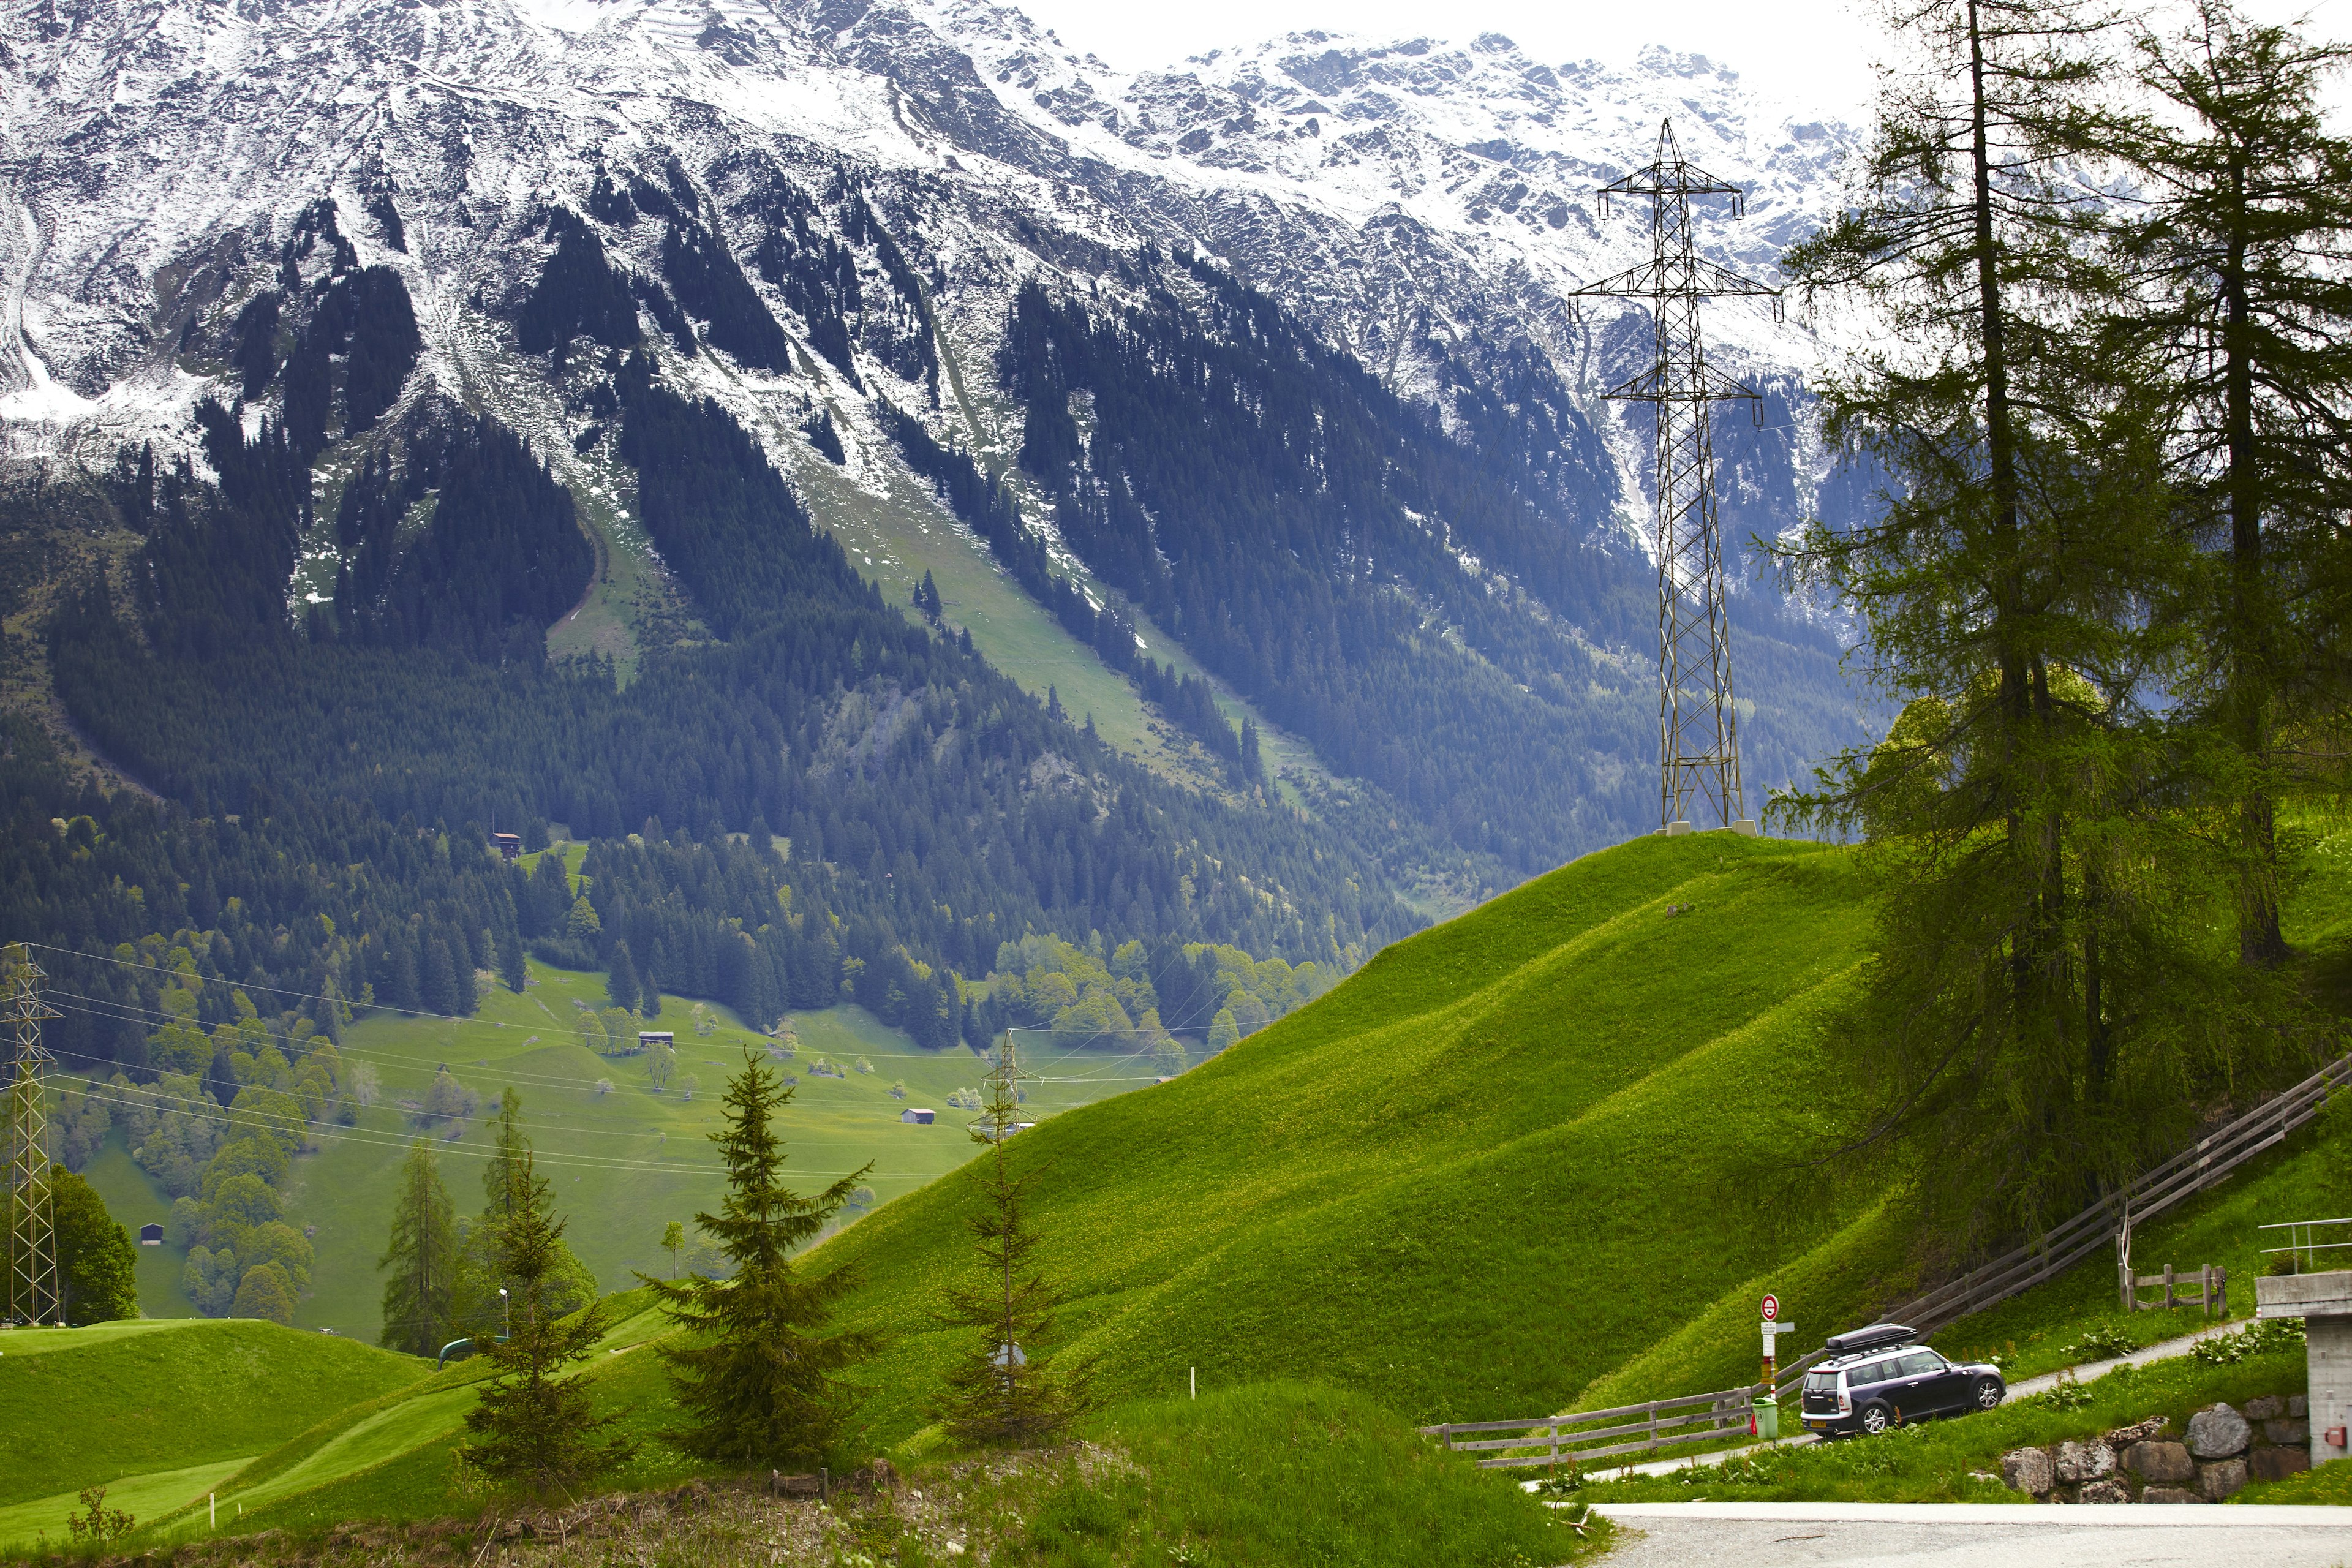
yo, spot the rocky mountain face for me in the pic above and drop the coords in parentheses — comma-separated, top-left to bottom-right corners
(0, 0, 1869, 886)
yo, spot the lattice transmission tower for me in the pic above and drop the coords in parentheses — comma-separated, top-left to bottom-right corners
(4, 944, 61, 1327)
(1572, 120, 1781, 832)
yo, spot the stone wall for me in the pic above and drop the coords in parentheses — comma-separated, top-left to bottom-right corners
(1998, 1398, 2309, 1503)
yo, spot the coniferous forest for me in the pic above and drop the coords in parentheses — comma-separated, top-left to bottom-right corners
(0, 161, 1855, 1094)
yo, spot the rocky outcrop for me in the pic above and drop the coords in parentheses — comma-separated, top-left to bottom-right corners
(1998, 1400, 2300, 1504)
(2122, 1441, 2193, 1483)
(2053, 1440, 2116, 1482)
(2186, 1404, 2252, 1459)
(2000, 1447, 2054, 1495)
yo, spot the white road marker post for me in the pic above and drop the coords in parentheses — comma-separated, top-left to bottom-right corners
(209, 1494, 216, 1529)
(1189, 1366, 1196, 1400)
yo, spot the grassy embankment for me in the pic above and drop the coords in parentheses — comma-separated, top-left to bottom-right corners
(1577, 1333, 2308, 1504)
(27, 820, 2351, 1539)
(20, 831, 1879, 1542)
(0, 1320, 425, 1547)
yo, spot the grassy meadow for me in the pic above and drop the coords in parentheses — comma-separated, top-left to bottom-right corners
(276, 962, 1160, 1338)
(17, 816, 2352, 1547)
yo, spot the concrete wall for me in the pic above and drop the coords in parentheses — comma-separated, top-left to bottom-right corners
(2309, 1316, 2352, 1469)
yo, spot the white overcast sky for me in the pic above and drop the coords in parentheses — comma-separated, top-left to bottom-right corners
(1010, 0, 2352, 118)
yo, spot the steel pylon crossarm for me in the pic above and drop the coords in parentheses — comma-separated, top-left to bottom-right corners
(1569, 119, 1781, 831)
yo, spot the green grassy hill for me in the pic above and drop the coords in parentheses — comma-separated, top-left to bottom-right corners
(0, 1319, 426, 1546)
(89, 955, 1164, 1338)
(820, 831, 1890, 1433)
(25, 820, 2349, 1541)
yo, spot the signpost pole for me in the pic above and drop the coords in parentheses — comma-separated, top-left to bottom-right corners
(1755, 1295, 1791, 1442)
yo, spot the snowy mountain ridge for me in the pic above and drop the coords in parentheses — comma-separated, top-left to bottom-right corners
(0, 0, 1853, 481)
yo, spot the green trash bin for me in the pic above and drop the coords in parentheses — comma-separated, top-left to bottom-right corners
(1754, 1394, 1779, 1441)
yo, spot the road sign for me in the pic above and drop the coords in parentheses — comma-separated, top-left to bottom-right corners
(1761, 1294, 1779, 1321)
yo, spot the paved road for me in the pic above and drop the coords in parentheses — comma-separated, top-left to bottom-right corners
(1592, 1502, 2352, 1566)
(1602, 1319, 2247, 1480)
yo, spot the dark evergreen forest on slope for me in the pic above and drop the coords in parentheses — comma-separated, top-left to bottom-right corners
(4, 177, 1860, 1082)
(995, 254, 1853, 868)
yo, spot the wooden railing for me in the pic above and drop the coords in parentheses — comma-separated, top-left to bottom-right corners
(1429, 1054, 2351, 1464)
(1422, 1388, 1758, 1469)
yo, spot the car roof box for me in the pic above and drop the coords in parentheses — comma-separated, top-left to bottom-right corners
(1824, 1322, 1917, 1357)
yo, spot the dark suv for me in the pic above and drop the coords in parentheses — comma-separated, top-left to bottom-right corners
(1798, 1323, 2005, 1437)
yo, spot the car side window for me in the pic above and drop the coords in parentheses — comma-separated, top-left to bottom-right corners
(1898, 1351, 1944, 1377)
(1851, 1358, 1893, 1385)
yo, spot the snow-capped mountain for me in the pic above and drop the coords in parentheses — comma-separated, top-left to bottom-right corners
(0, 0, 1850, 483)
(0, 0, 1872, 878)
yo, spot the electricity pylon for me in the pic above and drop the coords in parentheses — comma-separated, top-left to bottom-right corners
(1571, 119, 1780, 831)
(973, 1030, 1034, 1145)
(4, 944, 61, 1326)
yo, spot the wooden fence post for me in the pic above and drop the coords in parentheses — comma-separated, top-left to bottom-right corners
(2163, 1264, 2176, 1310)
(2120, 1261, 2132, 1312)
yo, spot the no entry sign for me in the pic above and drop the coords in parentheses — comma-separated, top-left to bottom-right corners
(1760, 1294, 1780, 1321)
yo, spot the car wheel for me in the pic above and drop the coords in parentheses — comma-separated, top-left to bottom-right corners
(1975, 1378, 2004, 1412)
(1859, 1403, 1891, 1436)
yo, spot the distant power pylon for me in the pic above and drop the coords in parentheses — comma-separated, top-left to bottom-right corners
(1572, 120, 1780, 832)
(4, 944, 61, 1326)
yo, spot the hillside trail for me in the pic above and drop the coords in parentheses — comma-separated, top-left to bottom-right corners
(1572, 1317, 2246, 1482)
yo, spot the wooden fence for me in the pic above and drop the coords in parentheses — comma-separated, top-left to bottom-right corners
(1428, 1053, 2352, 1466)
(1422, 1389, 1757, 1469)
(2122, 1263, 2227, 1316)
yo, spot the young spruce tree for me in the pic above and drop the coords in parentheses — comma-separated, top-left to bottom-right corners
(646, 1050, 871, 1467)
(377, 1137, 456, 1356)
(932, 1050, 1090, 1446)
(458, 1142, 630, 1498)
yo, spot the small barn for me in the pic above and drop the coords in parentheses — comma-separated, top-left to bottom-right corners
(900, 1107, 935, 1125)
(138, 1223, 164, 1246)
(491, 832, 522, 862)
(638, 1031, 674, 1052)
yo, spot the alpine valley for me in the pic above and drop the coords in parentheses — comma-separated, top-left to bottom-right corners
(0, 0, 1870, 1082)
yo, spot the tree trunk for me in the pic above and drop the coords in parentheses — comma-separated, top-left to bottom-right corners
(2222, 149, 2287, 965)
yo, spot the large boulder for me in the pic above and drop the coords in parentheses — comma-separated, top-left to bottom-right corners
(2244, 1395, 2285, 1422)
(2252, 1447, 2311, 1483)
(2054, 1439, 2117, 1482)
(2122, 1441, 2193, 1483)
(2107, 1417, 2168, 1445)
(2186, 1404, 2251, 1459)
(2001, 1447, 2054, 1496)
(2079, 1478, 2131, 1503)
(2264, 1418, 2309, 1447)
(2140, 1486, 2203, 1504)
(2199, 1457, 2249, 1500)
